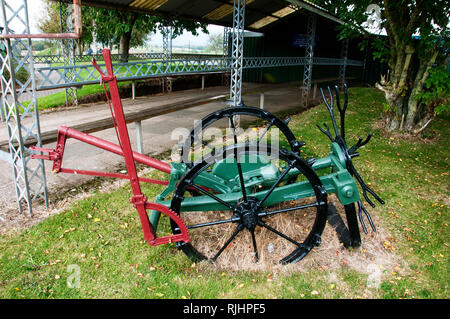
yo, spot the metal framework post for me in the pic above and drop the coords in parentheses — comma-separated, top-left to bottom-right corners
(339, 39, 349, 89)
(302, 13, 316, 107)
(223, 26, 230, 57)
(0, 0, 48, 215)
(162, 25, 172, 61)
(59, 0, 78, 107)
(0, 86, 4, 121)
(229, 0, 246, 108)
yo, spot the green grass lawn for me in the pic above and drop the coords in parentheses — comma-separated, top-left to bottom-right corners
(34, 81, 132, 111)
(0, 87, 448, 299)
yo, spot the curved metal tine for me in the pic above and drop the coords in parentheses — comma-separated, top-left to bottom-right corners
(349, 133, 373, 154)
(349, 136, 363, 154)
(334, 85, 346, 138)
(358, 200, 376, 232)
(349, 165, 384, 207)
(211, 224, 244, 262)
(317, 122, 334, 142)
(343, 84, 349, 112)
(320, 87, 331, 111)
(364, 184, 385, 205)
(320, 87, 339, 138)
(327, 86, 340, 137)
(229, 117, 248, 202)
(357, 201, 368, 234)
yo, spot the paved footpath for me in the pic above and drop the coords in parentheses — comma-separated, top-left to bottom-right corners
(0, 82, 307, 225)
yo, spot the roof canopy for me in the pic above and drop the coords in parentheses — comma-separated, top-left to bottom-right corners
(56, 0, 343, 31)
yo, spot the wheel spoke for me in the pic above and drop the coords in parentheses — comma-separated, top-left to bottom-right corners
(258, 220, 302, 247)
(256, 161, 296, 209)
(190, 184, 234, 210)
(259, 202, 320, 218)
(186, 216, 240, 230)
(194, 135, 215, 151)
(257, 120, 274, 145)
(250, 230, 259, 262)
(212, 224, 244, 262)
(229, 117, 248, 202)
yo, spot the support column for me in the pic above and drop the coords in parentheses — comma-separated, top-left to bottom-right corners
(135, 121, 143, 154)
(223, 26, 231, 57)
(59, 1, 78, 107)
(0, 87, 5, 121)
(132, 81, 136, 100)
(222, 26, 231, 87)
(302, 13, 316, 108)
(229, 0, 246, 108)
(0, 0, 48, 215)
(162, 25, 172, 94)
(339, 39, 349, 89)
(162, 25, 172, 61)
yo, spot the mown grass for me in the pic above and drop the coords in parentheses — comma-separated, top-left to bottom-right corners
(0, 87, 448, 299)
(33, 81, 132, 111)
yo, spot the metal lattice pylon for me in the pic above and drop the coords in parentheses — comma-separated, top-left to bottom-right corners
(229, 0, 245, 109)
(302, 13, 316, 108)
(223, 26, 231, 57)
(339, 39, 349, 89)
(162, 25, 172, 61)
(59, 0, 78, 107)
(0, 0, 48, 215)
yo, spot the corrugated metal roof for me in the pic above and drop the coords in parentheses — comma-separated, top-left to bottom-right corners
(55, 0, 343, 30)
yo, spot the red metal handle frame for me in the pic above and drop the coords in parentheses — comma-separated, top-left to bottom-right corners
(31, 48, 190, 246)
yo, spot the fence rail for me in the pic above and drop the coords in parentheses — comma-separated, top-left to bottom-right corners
(34, 56, 364, 91)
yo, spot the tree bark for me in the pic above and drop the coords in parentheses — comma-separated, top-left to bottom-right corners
(378, 46, 440, 132)
(119, 31, 132, 63)
(118, 13, 138, 63)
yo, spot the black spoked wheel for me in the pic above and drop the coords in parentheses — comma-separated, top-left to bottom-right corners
(180, 105, 303, 166)
(170, 144, 328, 265)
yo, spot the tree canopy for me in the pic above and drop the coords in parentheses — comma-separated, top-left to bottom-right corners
(311, 0, 449, 133)
(38, 1, 208, 61)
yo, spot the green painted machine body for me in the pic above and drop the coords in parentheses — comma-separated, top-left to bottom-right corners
(150, 142, 359, 230)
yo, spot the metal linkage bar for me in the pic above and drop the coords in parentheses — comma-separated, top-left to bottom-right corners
(229, 0, 246, 108)
(0, 0, 48, 215)
(302, 13, 317, 107)
(59, 1, 78, 107)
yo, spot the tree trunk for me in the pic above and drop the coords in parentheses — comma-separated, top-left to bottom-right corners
(118, 14, 138, 63)
(405, 51, 439, 130)
(377, 42, 439, 133)
(119, 31, 132, 63)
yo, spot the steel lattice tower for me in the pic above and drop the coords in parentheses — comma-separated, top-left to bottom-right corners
(302, 13, 316, 108)
(59, 1, 78, 107)
(0, 0, 48, 215)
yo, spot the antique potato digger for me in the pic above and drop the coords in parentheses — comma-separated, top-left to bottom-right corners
(31, 49, 384, 264)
